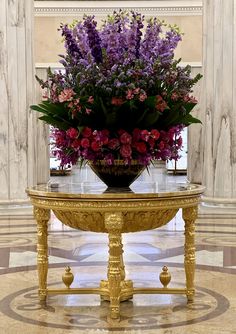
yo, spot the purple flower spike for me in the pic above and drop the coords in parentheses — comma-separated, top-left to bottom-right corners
(60, 24, 83, 64)
(131, 12, 144, 59)
(83, 16, 103, 64)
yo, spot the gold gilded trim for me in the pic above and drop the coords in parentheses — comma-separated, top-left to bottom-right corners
(30, 196, 201, 212)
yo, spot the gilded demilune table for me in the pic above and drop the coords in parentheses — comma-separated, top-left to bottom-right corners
(26, 181, 204, 320)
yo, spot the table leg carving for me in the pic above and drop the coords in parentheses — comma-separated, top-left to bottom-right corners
(34, 207, 50, 303)
(105, 212, 123, 320)
(120, 241, 125, 281)
(183, 206, 197, 303)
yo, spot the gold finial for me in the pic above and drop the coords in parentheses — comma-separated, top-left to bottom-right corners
(62, 266, 74, 288)
(159, 266, 171, 288)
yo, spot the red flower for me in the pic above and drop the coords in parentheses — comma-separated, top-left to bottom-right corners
(101, 129, 109, 137)
(120, 144, 132, 158)
(66, 128, 78, 139)
(159, 141, 165, 150)
(135, 142, 147, 153)
(132, 128, 141, 141)
(81, 138, 90, 148)
(91, 141, 100, 151)
(111, 97, 124, 106)
(156, 95, 168, 112)
(82, 127, 92, 138)
(150, 129, 160, 140)
(108, 138, 120, 150)
(148, 138, 155, 148)
(120, 132, 132, 144)
(140, 130, 149, 142)
(101, 130, 109, 145)
(71, 139, 81, 149)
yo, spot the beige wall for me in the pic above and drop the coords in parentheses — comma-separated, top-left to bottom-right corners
(34, 15, 202, 63)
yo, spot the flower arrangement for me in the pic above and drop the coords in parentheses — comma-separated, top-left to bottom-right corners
(31, 11, 202, 168)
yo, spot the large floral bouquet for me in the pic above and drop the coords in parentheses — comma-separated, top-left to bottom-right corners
(32, 11, 202, 167)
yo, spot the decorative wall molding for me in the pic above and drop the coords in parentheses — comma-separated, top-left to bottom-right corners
(34, 1, 202, 17)
(35, 62, 202, 70)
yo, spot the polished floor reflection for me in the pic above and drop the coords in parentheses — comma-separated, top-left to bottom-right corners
(0, 209, 236, 334)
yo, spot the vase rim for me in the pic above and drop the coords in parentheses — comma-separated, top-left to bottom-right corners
(89, 159, 143, 166)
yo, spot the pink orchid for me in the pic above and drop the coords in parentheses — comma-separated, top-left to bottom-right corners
(58, 88, 75, 103)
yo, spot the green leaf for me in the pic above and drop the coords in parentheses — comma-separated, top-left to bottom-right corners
(105, 111, 118, 126)
(183, 102, 197, 114)
(142, 111, 160, 128)
(98, 97, 108, 115)
(31, 102, 74, 128)
(144, 96, 156, 109)
(181, 114, 202, 125)
(39, 116, 69, 130)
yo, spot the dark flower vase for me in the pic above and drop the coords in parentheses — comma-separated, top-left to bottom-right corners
(89, 160, 145, 188)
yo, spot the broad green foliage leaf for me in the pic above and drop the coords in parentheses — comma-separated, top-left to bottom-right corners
(31, 102, 73, 130)
(181, 114, 202, 125)
(38, 116, 70, 130)
(142, 111, 160, 128)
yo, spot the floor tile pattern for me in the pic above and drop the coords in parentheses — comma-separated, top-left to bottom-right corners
(0, 210, 236, 333)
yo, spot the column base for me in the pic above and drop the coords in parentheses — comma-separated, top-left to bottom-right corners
(0, 202, 33, 218)
(199, 197, 236, 217)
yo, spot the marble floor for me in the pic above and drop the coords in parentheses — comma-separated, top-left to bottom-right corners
(0, 207, 236, 334)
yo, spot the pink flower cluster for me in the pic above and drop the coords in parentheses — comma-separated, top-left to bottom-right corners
(51, 126, 183, 167)
(57, 88, 94, 117)
(126, 88, 147, 102)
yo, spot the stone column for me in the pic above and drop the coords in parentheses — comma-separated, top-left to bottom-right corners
(189, 0, 236, 215)
(187, 64, 203, 185)
(0, 0, 49, 214)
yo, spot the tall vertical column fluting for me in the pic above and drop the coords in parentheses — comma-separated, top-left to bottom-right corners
(188, 0, 236, 214)
(0, 0, 49, 211)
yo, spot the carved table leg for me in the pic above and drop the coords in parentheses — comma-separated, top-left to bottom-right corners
(100, 234, 133, 303)
(105, 212, 123, 320)
(34, 207, 50, 303)
(183, 206, 197, 303)
(120, 240, 125, 282)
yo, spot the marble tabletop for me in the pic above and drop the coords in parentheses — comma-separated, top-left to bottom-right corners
(27, 181, 204, 199)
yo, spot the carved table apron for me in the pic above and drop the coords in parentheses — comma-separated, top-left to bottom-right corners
(26, 182, 204, 320)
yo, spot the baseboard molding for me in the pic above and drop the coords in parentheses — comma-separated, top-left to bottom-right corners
(0, 205, 34, 219)
(198, 202, 236, 218)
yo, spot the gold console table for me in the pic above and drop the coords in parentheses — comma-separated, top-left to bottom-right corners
(26, 181, 204, 320)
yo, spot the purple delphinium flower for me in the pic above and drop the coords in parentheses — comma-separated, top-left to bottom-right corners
(60, 24, 83, 64)
(131, 12, 144, 59)
(83, 16, 103, 64)
(74, 22, 91, 61)
(140, 17, 162, 62)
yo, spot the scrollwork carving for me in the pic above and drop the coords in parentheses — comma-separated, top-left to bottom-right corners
(51, 209, 178, 233)
(123, 209, 178, 232)
(53, 210, 104, 232)
(34, 207, 50, 222)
